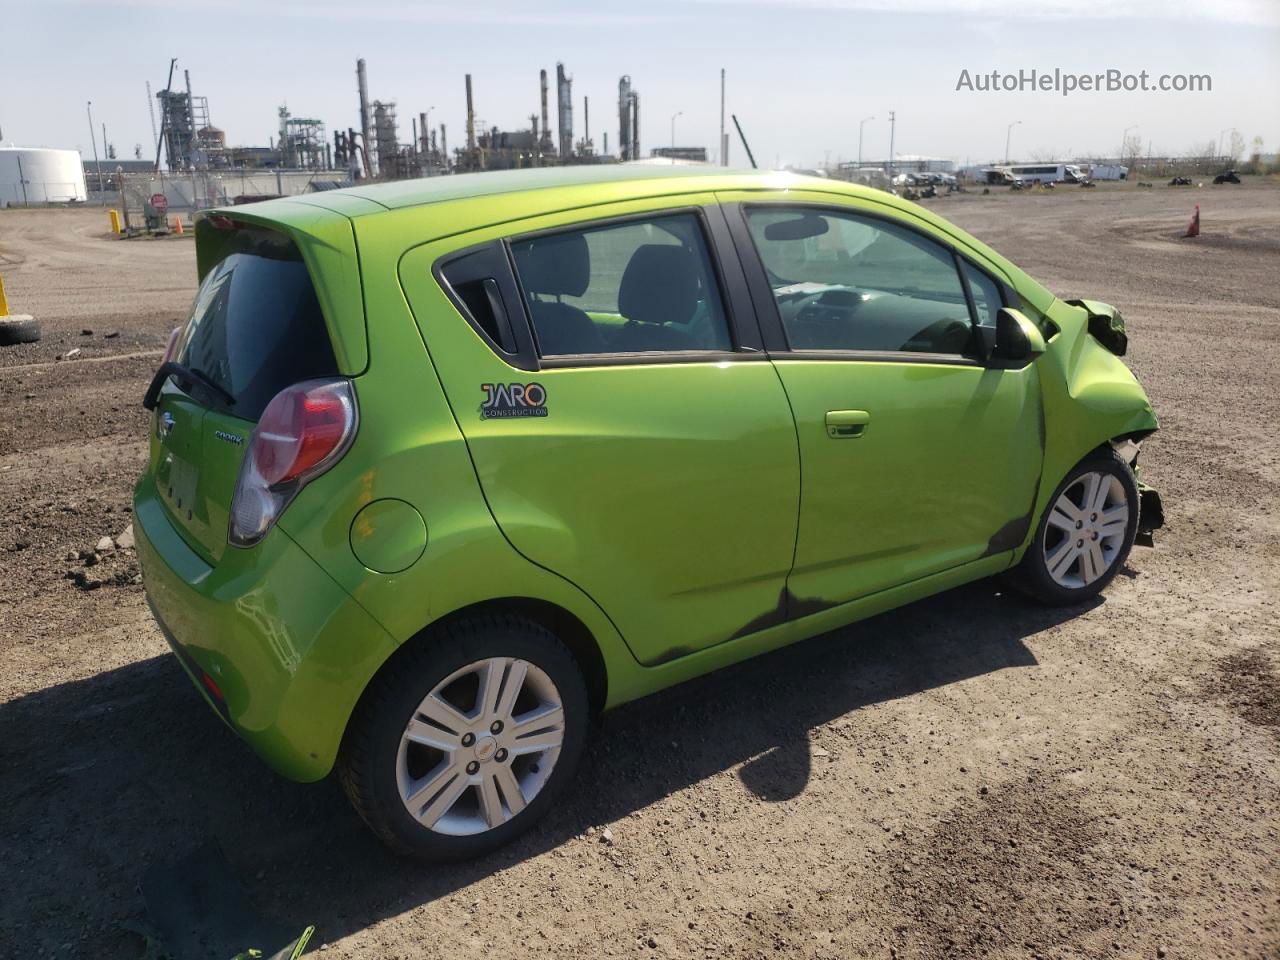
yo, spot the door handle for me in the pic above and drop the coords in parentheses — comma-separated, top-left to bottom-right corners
(825, 409, 870, 439)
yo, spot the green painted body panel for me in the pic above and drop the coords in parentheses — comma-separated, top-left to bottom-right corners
(149, 384, 252, 565)
(138, 169, 1158, 783)
(134, 471, 398, 781)
(397, 194, 800, 665)
(773, 358, 1042, 602)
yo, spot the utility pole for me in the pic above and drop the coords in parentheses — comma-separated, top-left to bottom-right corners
(858, 115, 875, 167)
(146, 81, 158, 158)
(887, 110, 896, 179)
(1005, 120, 1021, 164)
(86, 101, 104, 195)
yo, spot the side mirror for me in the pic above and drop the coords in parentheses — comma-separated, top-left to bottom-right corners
(978, 308, 1046, 365)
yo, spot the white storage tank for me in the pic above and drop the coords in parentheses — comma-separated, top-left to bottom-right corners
(0, 147, 88, 206)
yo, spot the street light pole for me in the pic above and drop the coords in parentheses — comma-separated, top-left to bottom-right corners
(1005, 120, 1022, 164)
(887, 110, 896, 178)
(86, 100, 104, 195)
(670, 111, 682, 153)
(858, 115, 875, 167)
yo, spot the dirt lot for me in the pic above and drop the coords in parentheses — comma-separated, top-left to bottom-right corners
(1, 183, 1277, 960)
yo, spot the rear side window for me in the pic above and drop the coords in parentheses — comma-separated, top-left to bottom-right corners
(181, 223, 337, 419)
(509, 213, 733, 357)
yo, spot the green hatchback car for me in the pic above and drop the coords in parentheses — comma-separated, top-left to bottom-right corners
(136, 166, 1162, 859)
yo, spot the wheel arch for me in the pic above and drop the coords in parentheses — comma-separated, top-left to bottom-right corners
(341, 596, 610, 758)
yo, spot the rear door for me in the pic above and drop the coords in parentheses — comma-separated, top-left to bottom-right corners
(721, 193, 1044, 607)
(399, 197, 801, 665)
(151, 222, 341, 564)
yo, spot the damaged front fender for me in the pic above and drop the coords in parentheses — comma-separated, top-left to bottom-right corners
(1019, 297, 1159, 552)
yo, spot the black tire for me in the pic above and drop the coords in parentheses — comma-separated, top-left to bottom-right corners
(1009, 447, 1140, 606)
(339, 614, 589, 861)
(0, 315, 41, 346)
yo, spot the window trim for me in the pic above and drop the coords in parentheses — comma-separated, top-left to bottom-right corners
(433, 239, 540, 371)
(502, 204, 767, 368)
(726, 200, 1015, 366)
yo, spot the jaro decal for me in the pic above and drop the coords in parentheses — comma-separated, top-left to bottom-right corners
(481, 382, 548, 420)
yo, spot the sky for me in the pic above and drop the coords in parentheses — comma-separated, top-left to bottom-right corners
(3, 0, 1277, 169)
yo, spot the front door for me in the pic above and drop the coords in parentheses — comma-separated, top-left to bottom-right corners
(399, 199, 800, 665)
(725, 196, 1044, 608)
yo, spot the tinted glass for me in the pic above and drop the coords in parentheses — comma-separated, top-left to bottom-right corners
(745, 208, 973, 354)
(510, 213, 733, 356)
(962, 260, 1003, 328)
(178, 227, 337, 419)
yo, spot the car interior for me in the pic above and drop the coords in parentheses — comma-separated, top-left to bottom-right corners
(511, 215, 732, 356)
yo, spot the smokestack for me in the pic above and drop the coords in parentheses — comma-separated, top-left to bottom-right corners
(631, 91, 640, 161)
(583, 96, 590, 154)
(440, 124, 448, 171)
(419, 112, 428, 156)
(357, 59, 374, 177)
(618, 76, 631, 161)
(465, 74, 476, 151)
(556, 62, 573, 158)
(539, 69, 552, 150)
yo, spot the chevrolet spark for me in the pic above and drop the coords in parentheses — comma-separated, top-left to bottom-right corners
(136, 167, 1162, 860)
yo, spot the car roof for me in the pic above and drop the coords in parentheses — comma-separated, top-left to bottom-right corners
(262, 165, 866, 218)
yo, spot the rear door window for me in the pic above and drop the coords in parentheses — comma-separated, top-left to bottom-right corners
(177, 224, 338, 420)
(509, 212, 733, 357)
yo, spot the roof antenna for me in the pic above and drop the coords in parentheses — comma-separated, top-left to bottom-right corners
(731, 114, 757, 169)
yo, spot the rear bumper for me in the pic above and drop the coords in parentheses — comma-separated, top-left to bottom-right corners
(134, 474, 397, 781)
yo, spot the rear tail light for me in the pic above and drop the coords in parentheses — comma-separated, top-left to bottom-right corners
(229, 378, 358, 547)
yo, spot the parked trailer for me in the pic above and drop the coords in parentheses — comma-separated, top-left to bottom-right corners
(1087, 164, 1129, 181)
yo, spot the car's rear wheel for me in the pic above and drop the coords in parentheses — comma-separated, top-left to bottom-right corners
(1010, 448, 1139, 605)
(340, 614, 588, 860)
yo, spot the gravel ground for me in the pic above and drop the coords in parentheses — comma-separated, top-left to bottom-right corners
(0, 184, 1276, 960)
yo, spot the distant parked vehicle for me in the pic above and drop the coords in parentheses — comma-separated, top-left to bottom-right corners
(1088, 164, 1129, 181)
(1213, 170, 1241, 184)
(1007, 163, 1086, 184)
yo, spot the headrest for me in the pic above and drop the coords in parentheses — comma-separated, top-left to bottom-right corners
(618, 244, 701, 325)
(514, 232, 590, 297)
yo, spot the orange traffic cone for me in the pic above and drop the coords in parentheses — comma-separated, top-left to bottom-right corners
(1184, 204, 1200, 238)
(175, 218, 185, 235)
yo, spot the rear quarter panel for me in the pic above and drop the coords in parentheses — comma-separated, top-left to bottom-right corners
(276, 202, 642, 706)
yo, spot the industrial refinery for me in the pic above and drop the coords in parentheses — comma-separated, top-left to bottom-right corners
(148, 57, 651, 181)
(3, 56, 678, 214)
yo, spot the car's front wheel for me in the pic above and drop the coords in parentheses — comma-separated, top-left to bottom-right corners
(340, 614, 588, 860)
(1011, 448, 1139, 605)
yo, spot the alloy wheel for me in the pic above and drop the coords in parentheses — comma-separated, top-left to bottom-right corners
(1042, 470, 1130, 589)
(396, 657, 565, 836)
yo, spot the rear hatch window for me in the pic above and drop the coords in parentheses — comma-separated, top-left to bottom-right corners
(153, 221, 338, 563)
(179, 222, 339, 419)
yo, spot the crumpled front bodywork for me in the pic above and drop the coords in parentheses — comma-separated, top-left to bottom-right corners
(1016, 297, 1159, 555)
